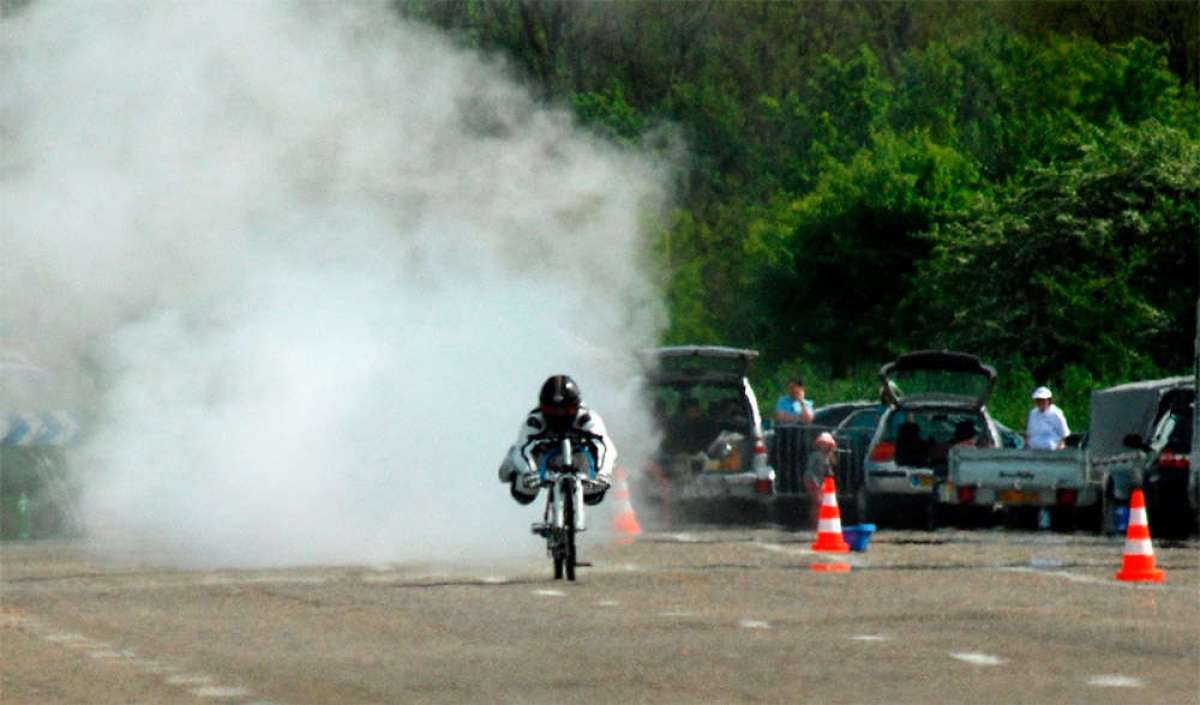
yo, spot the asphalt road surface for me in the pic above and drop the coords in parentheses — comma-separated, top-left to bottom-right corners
(3, 526, 1198, 705)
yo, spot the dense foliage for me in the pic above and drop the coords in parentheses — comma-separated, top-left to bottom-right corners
(397, 0, 1199, 427)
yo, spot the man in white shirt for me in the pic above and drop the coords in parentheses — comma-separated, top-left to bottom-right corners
(1025, 386, 1070, 450)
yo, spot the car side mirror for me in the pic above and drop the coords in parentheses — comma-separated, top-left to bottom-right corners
(1122, 433, 1150, 451)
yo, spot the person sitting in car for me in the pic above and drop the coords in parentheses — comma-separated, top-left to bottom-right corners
(951, 420, 979, 448)
(666, 397, 720, 452)
(709, 396, 748, 430)
(895, 417, 929, 467)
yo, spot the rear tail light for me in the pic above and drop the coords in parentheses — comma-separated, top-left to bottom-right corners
(754, 437, 767, 455)
(754, 478, 774, 494)
(869, 441, 895, 462)
(1158, 450, 1190, 469)
(957, 486, 976, 504)
(1056, 489, 1078, 507)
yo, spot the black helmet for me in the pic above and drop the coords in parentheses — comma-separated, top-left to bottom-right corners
(539, 375, 581, 430)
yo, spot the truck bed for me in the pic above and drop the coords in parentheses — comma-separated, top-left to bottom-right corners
(947, 447, 1089, 508)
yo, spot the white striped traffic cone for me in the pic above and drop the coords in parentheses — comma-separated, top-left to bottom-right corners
(810, 476, 851, 572)
(1114, 488, 1165, 583)
(611, 466, 642, 545)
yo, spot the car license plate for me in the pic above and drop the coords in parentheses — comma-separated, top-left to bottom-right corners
(910, 474, 935, 488)
(998, 489, 1040, 505)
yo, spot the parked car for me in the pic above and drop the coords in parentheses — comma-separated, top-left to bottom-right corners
(856, 350, 1002, 528)
(765, 401, 886, 523)
(810, 401, 880, 429)
(1137, 390, 1196, 536)
(638, 346, 774, 515)
(1090, 376, 1196, 537)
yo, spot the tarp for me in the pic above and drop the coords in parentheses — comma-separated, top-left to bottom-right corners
(1088, 376, 1193, 458)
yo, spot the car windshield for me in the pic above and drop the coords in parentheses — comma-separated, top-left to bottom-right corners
(648, 381, 752, 453)
(843, 407, 885, 431)
(880, 409, 991, 469)
(812, 404, 863, 428)
(886, 410, 985, 442)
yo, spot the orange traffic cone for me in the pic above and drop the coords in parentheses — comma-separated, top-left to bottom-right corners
(611, 466, 642, 545)
(811, 476, 851, 572)
(1114, 488, 1165, 583)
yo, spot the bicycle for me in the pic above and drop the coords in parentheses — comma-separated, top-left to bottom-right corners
(526, 433, 601, 581)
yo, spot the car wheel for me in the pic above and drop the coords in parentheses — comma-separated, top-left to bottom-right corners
(1049, 506, 1076, 533)
(1003, 506, 1037, 531)
(922, 497, 940, 531)
(1101, 484, 1116, 536)
(1075, 495, 1102, 533)
(1152, 497, 1192, 539)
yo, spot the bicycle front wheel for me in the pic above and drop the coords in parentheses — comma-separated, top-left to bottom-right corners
(563, 482, 577, 581)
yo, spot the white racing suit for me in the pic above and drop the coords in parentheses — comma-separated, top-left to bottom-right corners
(498, 404, 617, 505)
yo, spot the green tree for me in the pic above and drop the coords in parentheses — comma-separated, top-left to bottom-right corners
(914, 120, 1199, 381)
(747, 130, 980, 374)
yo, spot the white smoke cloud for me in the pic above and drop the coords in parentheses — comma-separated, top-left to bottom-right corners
(1, 1, 671, 567)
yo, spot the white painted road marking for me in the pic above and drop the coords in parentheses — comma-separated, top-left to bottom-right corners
(192, 685, 253, 698)
(738, 619, 770, 629)
(166, 674, 214, 686)
(850, 634, 891, 642)
(33, 620, 280, 704)
(950, 652, 1005, 666)
(997, 566, 1194, 593)
(754, 542, 814, 557)
(1087, 675, 1145, 688)
(532, 589, 566, 597)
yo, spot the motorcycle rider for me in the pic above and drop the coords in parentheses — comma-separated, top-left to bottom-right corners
(498, 375, 616, 506)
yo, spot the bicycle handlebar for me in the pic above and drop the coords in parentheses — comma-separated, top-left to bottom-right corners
(535, 472, 605, 488)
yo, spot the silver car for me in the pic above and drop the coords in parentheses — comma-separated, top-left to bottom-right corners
(639, 346, 775, 509)
(857, 350, 1000, 528)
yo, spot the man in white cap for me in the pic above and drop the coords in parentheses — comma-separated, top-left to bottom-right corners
(1025, 386, 1070, 450)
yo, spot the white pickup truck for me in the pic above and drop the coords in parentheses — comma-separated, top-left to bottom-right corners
(945, 446, 1096, 529)
(945, 376, 1196, 535)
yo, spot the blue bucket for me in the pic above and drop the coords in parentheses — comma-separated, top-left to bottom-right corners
(842, 524, 876, 552)
(1113, 505, 1130, 533)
